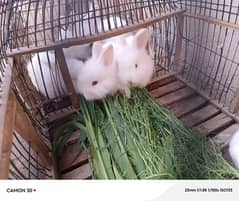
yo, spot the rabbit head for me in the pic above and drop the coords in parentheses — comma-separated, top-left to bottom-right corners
(116, 28, 154, 88)
(76, 42, 118, 100)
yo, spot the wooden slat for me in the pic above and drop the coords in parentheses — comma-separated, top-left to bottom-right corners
(55, 48, 79, 109)
(172, 14, 184, 72)
(157, 87, 195, 106)
(0, 60, 12, 155)
(0, 92, 16, 179)
(59, 144, 89, 172)
(0, 60, 15, 179)
(177, 75, 239, 124)
(61, 163, 91, 179)
(147, 75, 176, 91)
(150, 80, 185, 98)
(181, 104, 220, 127)
(197, 113, 233, 135)
(167, 95, 207, 118)
(212, 124, 239, 149)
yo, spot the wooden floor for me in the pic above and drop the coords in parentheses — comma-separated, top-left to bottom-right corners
(58, 74, 238, 179)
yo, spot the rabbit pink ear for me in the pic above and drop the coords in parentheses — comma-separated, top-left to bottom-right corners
(92, 42, 102, 58)
(101, 45, 114, 66)
(134, 28, 149, 49)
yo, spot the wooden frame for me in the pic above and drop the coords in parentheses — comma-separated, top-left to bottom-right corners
(0, 60, 15, 179)
(172, 13, 184, 72)
(55, 48, 79, 109)
(0, 60, 52, 179)
(0, 92, 16, 179)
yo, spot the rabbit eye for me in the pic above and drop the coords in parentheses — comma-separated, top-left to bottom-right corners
(135, 64, 138, 68)
(92, 81, 98, 86)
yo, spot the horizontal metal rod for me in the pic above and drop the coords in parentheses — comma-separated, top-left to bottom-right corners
(6, 9, 186, 57)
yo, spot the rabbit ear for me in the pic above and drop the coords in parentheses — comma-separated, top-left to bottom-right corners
(92, 42, 102, 58)
(100, 45, 114, 66)
(134, 28, 149, 49)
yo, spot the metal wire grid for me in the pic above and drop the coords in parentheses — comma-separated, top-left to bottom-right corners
(178, 0, 239, 107)
(9, 132, 52, 179)
(179, 0, 239, 23)
(0, 0, 180, 133)
(1, 0, 179, 51)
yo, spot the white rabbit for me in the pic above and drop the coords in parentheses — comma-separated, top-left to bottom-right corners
(75, 42, 119, 100)
(229, 129, 239, 169)
(112, 28, 154, 98)
(27, 51, 84, 99)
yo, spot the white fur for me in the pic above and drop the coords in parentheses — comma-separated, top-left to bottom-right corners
(112, 28, 154, 98)
(76, 42, 119, 100)
(229, 129, 239, 169)
(27, 51, 84, 99)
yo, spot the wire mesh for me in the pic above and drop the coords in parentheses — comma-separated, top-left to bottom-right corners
(9, 132, 52, 179)
(178, 0, 239, 108)
(1, 0, 239, 179)
(0, 0, 180, 134)
(2, 0, 239, 136)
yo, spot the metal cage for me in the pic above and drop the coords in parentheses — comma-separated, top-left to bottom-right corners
(1, 0, 239, 179)
(1, 0, 183, 134)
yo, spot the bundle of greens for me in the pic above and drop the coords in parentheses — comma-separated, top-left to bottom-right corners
(54, 88, 239, 179)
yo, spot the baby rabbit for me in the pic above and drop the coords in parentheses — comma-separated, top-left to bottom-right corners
(229, 129, 239, 169)
(76, 42, 119, 101)
(27, 51, 84, 99)
(113, 28, 154, 98)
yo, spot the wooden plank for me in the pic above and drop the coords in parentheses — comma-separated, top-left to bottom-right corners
(0, 92, 16, 179)
(147, 75, 176, 91)
(61, 163, 91, 179)
(15, 101, 51, 167)
(212, 124, 239, 149)
(197, 113, 233, 135)
(55, 48, 79, 109)
(0, 60, 15, 179)
(181, 104, 220, 127)
(59, 144, 89, 172)
(172, 14, 184, 72)
(177, 75, 239, 125)
(168, 96, 207, 118)
(150, 80, 185, 98)
(157, 87, 195, 106)
(0, 60, 12, 155)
